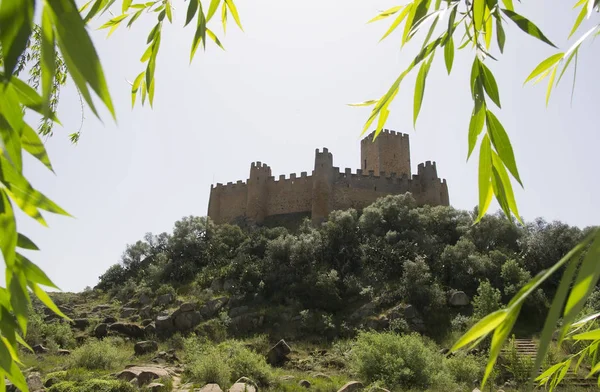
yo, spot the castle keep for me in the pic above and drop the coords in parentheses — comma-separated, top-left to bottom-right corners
(208, 130, 449, 226)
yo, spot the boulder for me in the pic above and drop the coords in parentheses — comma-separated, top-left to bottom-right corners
(32, 344, 48, 354)
(57, 349, 71, 356)
(92, 304, 111, 312)
(141, 319, 154, 327)
(312, 373, 332, 381)
(388, 304, 416, 320)
(71, 318, 90, 330)
(350, 302, 377, 321)
(229, 305, 249, 318)
(199, 384, 224, 392)
(173, 310, 202, 331)
(267, 339, 291, 366)
(94, 323, 108, 338)
(27, 372, 43, 391)
(139, 293, 152, 306)
(140, 306, 153, 319)
(109, 322, 145, 338)
(337, 381, 363, 392)
(121, 307, 137, 318)
(116, 366, 169, 385)
(145, 322, 157, 336)
(156, 293, 173, 306)
(449, 291, 470, 306)
(200, 296, 229, 318)
(155, 315, 174, 335)
(299, 379, 311, 388)
(146, 382, 164, 391)
(103, 316, 118, 324)
(179, 302, 196, 312)
(229, 383, 256, 392)
(135, 340, 159, 355)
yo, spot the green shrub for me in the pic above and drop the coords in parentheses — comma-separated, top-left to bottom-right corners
(445, 352, 484, 385)
(49, 379, 135, 392)
(69, 339, 130, 370)
(26, 310, 75, 349)
(183, 337, 273, 387)
(350, 331, 454, 390)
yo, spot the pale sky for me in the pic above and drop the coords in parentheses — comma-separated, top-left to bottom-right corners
(12, 0, 600, 292)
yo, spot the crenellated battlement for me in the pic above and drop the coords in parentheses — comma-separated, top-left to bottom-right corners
(208, 129, 449, 225)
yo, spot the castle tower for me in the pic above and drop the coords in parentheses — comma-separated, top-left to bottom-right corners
(416, 161, 450, 206)
(361, 129, 411, 177)
(207, 184, 222, 223)
(246, 162, 271, 224)
(311, 148, 334, 224)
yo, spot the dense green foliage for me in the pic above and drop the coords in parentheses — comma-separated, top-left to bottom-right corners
(48, 379, 135, 392)
(98, 194, 595, 337)
(69, 339, 131, 371)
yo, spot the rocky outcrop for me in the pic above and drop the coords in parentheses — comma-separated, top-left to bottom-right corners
(103, 316, 117, 324)
(108, 322, 145, 338)
(33, 344, 48, 354)
(92, 304, 111, 312)
(134, 340, 158, 355)
(116, 366, 170, 386)
(199, 384, 224, 392)
(299, 379, 311, 388)
(449, 291, 470, 306)
(94, 323, 108, 339)
(121, 307, 137, 318)
(71, 318, 90, 330)
(139, 293, 152, 306)
(337, 381, 363, 392)
(267, 339, 291, 366)
(200, 296, 228, 318)
(156, 293, 173, 306)
(26, 372, 43, 391)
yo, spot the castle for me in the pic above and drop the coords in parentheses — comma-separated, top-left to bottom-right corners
(208, 130, 450, 226)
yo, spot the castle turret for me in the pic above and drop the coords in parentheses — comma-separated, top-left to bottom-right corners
(311, 148, 334, 224)
(207, 184, 222, 223)
(361, 129, 411, 177)
(246, 162, 271, 223)
(415, 161, 449, 206)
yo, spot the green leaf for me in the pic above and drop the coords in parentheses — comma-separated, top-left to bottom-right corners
(473, 0, 485, 32)
(0, 190, 17, 268)
(122, 0, 132, 12)
(16, 233, 38, 250)
(451, 308, 507, 352)
(368, 5, 403, 23)
(21, 123, 54, 172)
(572, 329, 600, 340)
(479, 61, 501, 108)
(484, 6, 493, 49)
(190, 3, 207, 62)
(207, 0, 221, 21)
(140, 44, 153, 62)
(31, 282, 69, 319)
(0, 338, 27, 392)
(348, 100, 378, 107)
(127, 9, 143, 27)
(444, 35, 454, 74)
(48, 0, 115, 119)
(556, 49, 577, 86)
(496, 13, 505, 53)
(131, 71, 144, 108)
(485, 110, 522, 186)
(413, 60, 429, 128)
(165, 1, 172, 23)
(224, 0, 242, 31)
(0, 0, 34, 76)
(534, 256, 581, 379)
(501, 0, 513, 10)
(482, 306, 520, 388)
(7, 269, 30, 334)
(41, 5, 56, 118)
(501, 9, 557, 48)
(221, 1, 227, 33)
(569, 5, 587, 38)
(491, 165, 511, 219)
(206, 29, 225, 50)
(380, 4, 412, 41)
(491, 151, 521, 221)
(19, 254, 59, 289)
(468, 102, 486, 160)
(402, 0, 428, 46)
(99, 13, 128, 29)
(476, 134, 493, 222)
(524, 53, 564, 84)
(83, 0, 110, 23)
(0, 113, 24, 175)
(186, 0, 198, 26)
(536, 362, 564, 383)
(545, 65, 558, 106)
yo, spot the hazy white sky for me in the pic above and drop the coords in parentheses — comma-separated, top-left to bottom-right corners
(13, 0, 600, 292)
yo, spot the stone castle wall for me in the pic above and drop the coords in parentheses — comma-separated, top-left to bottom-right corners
(208, 130, 450, 225)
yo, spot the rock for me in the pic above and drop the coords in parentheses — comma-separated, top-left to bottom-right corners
(312, 373, 332, 381)
(179, 302, 196, 312)
(223, 279, 236, 292)
(267, 339, 291, 366)
(350, 302, 377, 320)
(44, 376, 61, 388)
(94, 323, 108, 339)
(472, 389, 481, 392)
(140, 306, 153, 319)
(135, 340, 159, 355)
(439, 348, 450, 355)
(337, 381, 363, 392)
(5, 381, 16, 392)
(229, 383, 256, 392)
(103, 316, 117, 324)
(200, 296, 229, 318)
(156, 293, 173, 306)
(145, 322, 157, 336)
(449, 291, 470, 306)
(27, 372, 43, 391)
(146, 382, 164, 391)
(141, 319, 153, 327)
(33, 344, 49, 354)
(116, 366, 169, 384)
(155, 315, 174, 335)
(210, 279, 223, 292)
(370, 388, 390, 392)
(280, 375, 295, 381)
(199, 384, 224, 392)
(388, 304, 416, 320)
(121, 307, 137, 318)
(92, 304, 111, 312)
(109, 322, 145, 338)
(173, 310, 202, 331)
(139, 293, 152, 306)
(57, 349, 71, 356)
(71, 318, 90, 330)
(229, 305, 249, 318)
(299, 379, 311, 388)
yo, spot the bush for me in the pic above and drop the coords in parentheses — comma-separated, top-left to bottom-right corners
(48, 379, 135, 392)
(183, 337, 272, 387)
(69, 339, 130, 370)
(445, 352, 485, 385)
(350, 331, 454, 390)
(472, 279, 502, 318)
(26, 310, 75, 349)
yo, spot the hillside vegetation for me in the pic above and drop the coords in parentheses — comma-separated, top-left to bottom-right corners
(18, 194, 600, 392)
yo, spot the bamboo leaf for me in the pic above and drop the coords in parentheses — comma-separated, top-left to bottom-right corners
(127, 9, 143, 27)
(0, 0, 34, 76)
(484, 6, 493, 49)
(477, 134, 493, 222)
(48, 0, 115, 119)
(41, 5, 56, 118)
(524, 53, 564, 84)
(30, 282, 68, 319)
(473, 0, 485, 32)
(545, 65, 558, 106)
(224, 0, 242, 31)
(451, 308, 508, 352)
(207, 0, 221, 21)
(402, 0, 427, 46)
(501, 9, 557, 48)
(122, 0, 132, 12)
(496, 13, 505, 53)
(19, 254, 59, 289)
(485, 110, 522, 186)
(190, 2, 206, 62)
(570, 5, 587, 38)
(21, 123, 54, 172)
(379, 4, 412, 41)
(348, 100, 378, 107)
(479, 61, 501, 108)
(468, 102, 486, 160)
(368, 5, 403, 23)
(165, 1, 172, 23)
(444, 35, 454, 74)
(413, 60, 429, 128)
(501, 0, 513, 10)
(573, 329, 600, 340)
(221, 1, 227, 33)
(0, 189, 17, 268)
(7, 269, 29, 334)
(206, 28, 225, 50)
(17, 233, 38, 250)
(98, 14, 128, 30)
(491, 151, 521, 221)
(0, 338, 27, 391)
(482, 306, 520, 388)
(131, 71, 144, 108)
